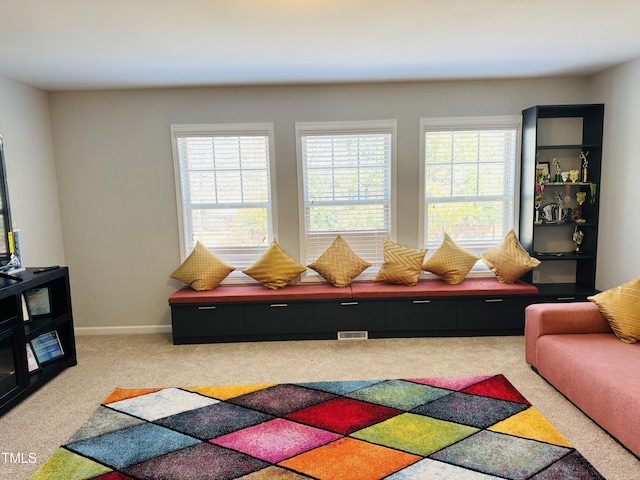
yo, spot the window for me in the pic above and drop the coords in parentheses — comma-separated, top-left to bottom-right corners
(171, 123, 277, 271)
(297, 120, 396, 273)
(420, 116, 520, 256)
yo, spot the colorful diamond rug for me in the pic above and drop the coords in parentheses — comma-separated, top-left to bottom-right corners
(31, 374, 604, 480)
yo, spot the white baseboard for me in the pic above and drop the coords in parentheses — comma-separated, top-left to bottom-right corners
(75, 325, 172, 336)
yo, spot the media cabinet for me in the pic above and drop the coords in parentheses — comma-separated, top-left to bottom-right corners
(0, 267, 76, 416)
(168, 279, 586, 345)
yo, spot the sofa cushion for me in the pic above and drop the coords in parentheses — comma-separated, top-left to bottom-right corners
(481, 230, 540, 283)
(242, 239, 306, 290)
(422, 233, 478, 285)
(351, 278, 537, 299)
(169, 241, 235, 291)
(588, 276, 640, 344)
(169, 284, 353, 304)
(374, 239, 426, 286)
(307, 235, 371, 287)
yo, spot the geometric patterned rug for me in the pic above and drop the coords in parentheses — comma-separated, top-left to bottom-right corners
(30, 374, 604, 479)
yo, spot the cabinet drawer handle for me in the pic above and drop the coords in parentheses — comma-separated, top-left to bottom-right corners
(557, 296, 575, 301)
(198, 306, 216, 310)
(340, 302, 359, 306)
(270, 303, 288, 308)
(484, 299, 504, 303)
(412, 300, 431, 304)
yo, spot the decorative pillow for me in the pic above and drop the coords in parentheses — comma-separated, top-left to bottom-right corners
(422, 233, 479, 285)
(307, 235, 371, 287)
(169, 241, 235, 291)
(480, 230, 540, 283)
(374, 239, 426, 286)
(588, 277, 640, 344)
(242, 239, 306, 290)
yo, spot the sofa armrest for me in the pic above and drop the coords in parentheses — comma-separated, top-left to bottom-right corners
(524, 302, 611, 366)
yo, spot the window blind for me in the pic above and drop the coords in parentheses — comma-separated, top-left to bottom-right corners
(298, 121, 395, 269)
(421, 117, 520, 254)
(171, 124, 275, 269)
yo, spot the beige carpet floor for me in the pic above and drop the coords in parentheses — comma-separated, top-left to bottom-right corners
(1, 333, 638, 479)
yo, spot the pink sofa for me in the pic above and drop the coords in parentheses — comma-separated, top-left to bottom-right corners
(525, 302, 640, 457)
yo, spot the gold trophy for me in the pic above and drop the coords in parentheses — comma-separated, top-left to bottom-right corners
(573, 191, 587, 223)
(569, 169, 580, 183)
(580, 151, 589, 182)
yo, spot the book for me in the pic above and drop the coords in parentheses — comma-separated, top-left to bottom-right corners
(31, 331, 64, 364)
(26, 343, 40, 372)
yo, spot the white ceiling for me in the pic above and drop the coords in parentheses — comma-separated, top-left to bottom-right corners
(1, 0, 639, 91)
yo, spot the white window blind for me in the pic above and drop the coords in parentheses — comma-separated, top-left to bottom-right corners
(297, 121, 396, 270)
(171, 124, 276, 270)
(420, 116, 520, 254)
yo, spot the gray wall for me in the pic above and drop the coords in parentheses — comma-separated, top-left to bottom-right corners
(0, 75, 65, 267)
(589, 58, 640, 289)
(49, 78, 594, 332)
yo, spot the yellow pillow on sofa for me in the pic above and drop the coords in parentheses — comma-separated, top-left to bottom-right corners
(374, 239, 426, 286)
(307, 235, 371, 287)
(169, 241, 235, 291)
(422, 233, 478, 285)
(243, 239, 306, 289)
(588, 277, 640, 344)
(480, 230, 540, 283)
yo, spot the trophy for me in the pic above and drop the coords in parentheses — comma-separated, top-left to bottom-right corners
(573, 227, 584, 254)
(534, 184, 544, 224)
(580, 151, 589, 182)
(569, 169, 580, 183)
(552, 158, 562, 183)
(573, 191, 587, 223)
(553, 191, 568, 223)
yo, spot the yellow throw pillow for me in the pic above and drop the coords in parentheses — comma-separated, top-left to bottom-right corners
(243, 239, 306, 289)
(307, 235, 371, 287)
(169, 241, 235, 291)
(374, 239, 426, 286)
(588, 277, 640, 344)
(480, 230, 540, 283)
(422, 233, 479, 285)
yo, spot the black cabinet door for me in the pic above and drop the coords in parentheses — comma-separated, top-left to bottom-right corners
(245, 302, 314, 335)
(171, 304, 245, 339)
(314, 300, 386, 333)
(457, 297, 530, 331)
(385, 298, 457, 332)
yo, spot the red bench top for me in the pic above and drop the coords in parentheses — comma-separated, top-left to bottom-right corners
(168, 283, 352, 304)
(350, 278, 538, 298)
(169, 279, 538, 304)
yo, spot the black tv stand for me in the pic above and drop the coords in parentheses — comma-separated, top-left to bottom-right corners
(0, 271, 23, 283)
(0, 267, 76, 416)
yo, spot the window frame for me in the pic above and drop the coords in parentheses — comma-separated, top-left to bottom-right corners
(418, 115, 522, 276)
(296, 120, 398, 281)
(170, 123, 278, 280)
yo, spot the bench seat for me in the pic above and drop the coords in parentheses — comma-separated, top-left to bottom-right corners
(168, 278, 540, 344)
(169, 278, 538, 304)
(350, 278, 537, 298)
(168, 283, 352, 304)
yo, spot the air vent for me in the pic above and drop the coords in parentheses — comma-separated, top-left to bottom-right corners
(337, 331, 368, 340)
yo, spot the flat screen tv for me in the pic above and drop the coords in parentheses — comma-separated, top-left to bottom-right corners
(0, 135, 14, 268)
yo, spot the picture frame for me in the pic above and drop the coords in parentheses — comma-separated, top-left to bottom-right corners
(536, 162, 550, 184)
(24, 287, 52, 319)
(30, 331, 64, 364)
(21, 294, 30, 322)
(26, 343, 40, 372)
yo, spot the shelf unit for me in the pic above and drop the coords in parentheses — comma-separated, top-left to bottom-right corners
(0, 267, 76, 416)
(519, 104, 604, 300)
